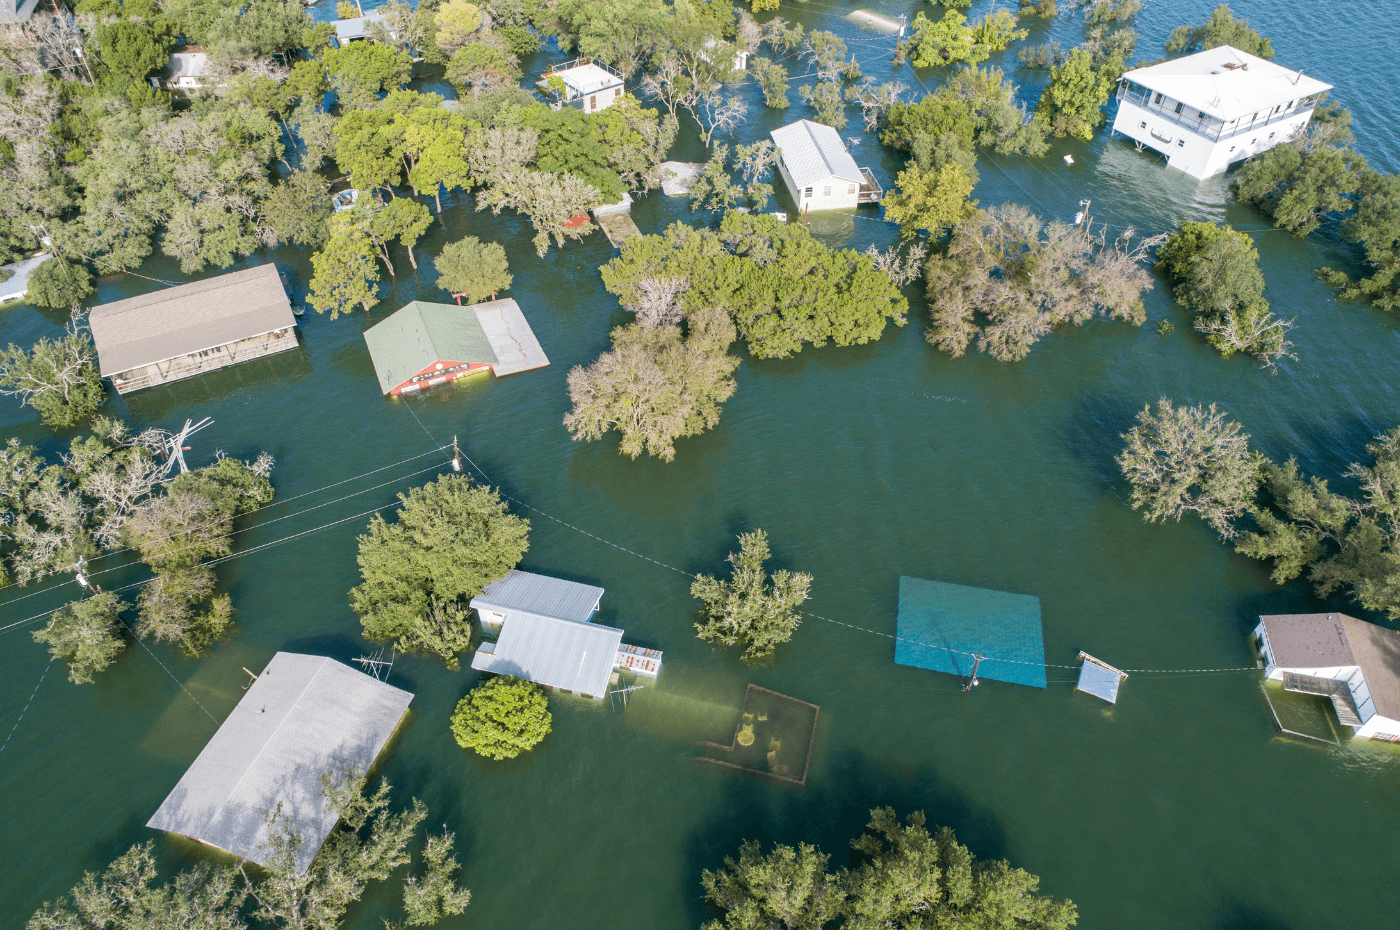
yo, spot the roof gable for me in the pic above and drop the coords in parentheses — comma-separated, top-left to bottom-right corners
(363, 301, 498, 393)
(471, 570, 603, 624)
(472, 613, 622, 697)
(1121, 45, 1331, 120)
(770, 120, 863, 188)
(146, 653, 413, 872)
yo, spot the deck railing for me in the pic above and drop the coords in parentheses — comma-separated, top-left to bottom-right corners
(1281, 672, 1363, 726)
(858, 167, 882, 203)
(1116, 83, 1317, 143)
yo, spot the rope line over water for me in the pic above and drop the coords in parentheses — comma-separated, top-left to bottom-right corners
(0, 658, 53, 756)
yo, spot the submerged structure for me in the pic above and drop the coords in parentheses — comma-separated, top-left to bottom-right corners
(90, 264, 298, 394)
(470, 570, 661, 700)
(770, 119, 881, 211)
(362, 299, 548, 395)
(1076, 652, 1129, 704)
(1111, 45, 1331, 179)
(147, 653, 413, 871)
(1255, 613, 1400, 741)
(695, 685, 820, 787)
(893, 577, 1047, 688)
(538, 58, 624, 112)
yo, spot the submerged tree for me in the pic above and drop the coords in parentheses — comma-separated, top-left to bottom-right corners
(1117, 399, 1260, 540)
(1165, 3, 1272, 59)
(351, 476, 529, 669)
(692, 529, 812, 664)
(0, 326, 106, 429)
(450, 675, 552, 761)
(882, 163, 978, 240)
(434, 235, 512, 304)
(23, 258, 95, 311)
(31, 591, 128, 684)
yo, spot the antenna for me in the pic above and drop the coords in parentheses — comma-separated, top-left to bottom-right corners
(610, 682, 644, 710)
(353, 648, 395, 681)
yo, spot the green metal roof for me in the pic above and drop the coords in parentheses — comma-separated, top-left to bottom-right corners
(363, 301, 499, 394)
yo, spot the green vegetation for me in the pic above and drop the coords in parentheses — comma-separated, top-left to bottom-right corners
(351, 476, 529, 669)
(434, 235, 512, 304)
(26, 769, 469, 930)
(752, 57, 790, 109)
(902, 10, 1026, 69)
(23, 259, 95, 311)
(693, 529, 812, 664)
(31, 591, 128, 684)
(1166, 3, 1272, 59)
(701, 807, 1077, 930)
(451, 675, 553, 760)
(0, 327, 105, 428)
(1035, 47, 1120, 140)
(1155, 222, 1293, 366)
(924, 205, 1161, 361)
(882, 163, 978, 240)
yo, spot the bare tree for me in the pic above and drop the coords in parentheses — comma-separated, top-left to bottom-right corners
(846, 80, 907, 131)
(865, 241, 929, 288)
(698, 93, 748, 146)
(1194, 311, 1296, 370)
(0, 15, 91, 84)
(626, 276, 690, 327)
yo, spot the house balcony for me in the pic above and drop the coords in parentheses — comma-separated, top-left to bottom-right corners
(858, 167, 882, 203)
(1116, 84, 1317, 143)
(1281, 672, 1363, 726)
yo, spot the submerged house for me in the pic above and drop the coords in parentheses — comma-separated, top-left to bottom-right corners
(331, 10, 389, 47)
(537, 58, 624, 112)
(1255, 613, 1400, 741)
(470, 570, 662, 699)
(90, 264, 298, 394)
(1111, 45, 1331, 179)
(362, 299, 549, 396)
(770, 119, 880, 211)
(147, 653, 414, 871)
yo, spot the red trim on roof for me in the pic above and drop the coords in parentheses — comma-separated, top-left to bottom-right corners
(389, 360, 493, 395)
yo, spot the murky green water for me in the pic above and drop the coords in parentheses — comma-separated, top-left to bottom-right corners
(4, 2, 1400, 927)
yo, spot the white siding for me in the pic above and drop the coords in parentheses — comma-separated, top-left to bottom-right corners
(775, 158, 860, 212)
(1111, 96, 1316, 179)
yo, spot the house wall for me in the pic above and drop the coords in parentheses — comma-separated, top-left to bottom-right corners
(568, 82, 624, 112)
(775, 158, 860, 212)
(111, 328, 298, 394)
(1254, 621, 1378, 730)
(391, 359, 493, 395)
(1111, 95, 1316, 179)
(1354, 714, 1400, 741)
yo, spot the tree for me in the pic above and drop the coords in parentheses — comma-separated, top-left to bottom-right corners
(1166, 4, 1272, 59)
(1321, 168, 1400, 313)
(702, 841, 841, 930)
(752, 57, 790, 109)
(903, 11, 979, 68)
(882, 163, 977, 240)
(32, 591, 128, 684)
(1035, 48, 1117, 140)
(434, 235, 511, 304)
(402, 830, 472, 926)
(336, 0, 358, 18)
(309, 218, 381, 318)
(0, 327, 106, 429)
(258, 169, 332, 248)
(351, 476, 529, 668)
(476, 168, 601, 257)
(883, 67, 1047, 159)
(433, 0, 483, 56)
(23, 258, 95, 310)
(1155, 222, 1293, 366)
(692, 529, 812, 664)
(1231, 143, 1367, 238)
(364, 197, 433, 274)
(446, 41, 520, 96)
(450, 675, 552, 760)
(520, 104, 623, 203)
(592, 95, 678, 192)
(323, 41, 412, 108)
(798, 81, 846, 130)
(1117, 399, 1260, 540)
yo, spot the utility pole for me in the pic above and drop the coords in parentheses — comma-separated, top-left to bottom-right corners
(1077, 199, 1092, 243)
(74, 556, 102, 595)
(962, 653, 983, 692)
(451, 435, 462, 473)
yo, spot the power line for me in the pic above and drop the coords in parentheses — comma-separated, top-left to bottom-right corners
(0, 657, 53, 756)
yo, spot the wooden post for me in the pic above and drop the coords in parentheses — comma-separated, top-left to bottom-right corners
(962, 653, 983, 692)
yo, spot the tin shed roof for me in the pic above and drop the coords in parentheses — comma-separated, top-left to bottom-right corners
(146, 653, 413, 872)
(472, 613, 622, 698)
(1121, 46, 1331, 121)
(471, 298, 550, 376)
(89, 265, 295, 376)
(770, 119, 863, 188)
(471, 570, 603, 624)
(363, 301, 499, 393)
(333, 10, 387, 43)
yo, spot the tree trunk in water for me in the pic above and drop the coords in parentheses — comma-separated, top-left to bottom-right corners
(378, 247, 395, 277)
(434, 190, 442, 214)
(406, 247, 418, 270)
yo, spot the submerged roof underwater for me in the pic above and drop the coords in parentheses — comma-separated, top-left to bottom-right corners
(894, 577, 1047, 688)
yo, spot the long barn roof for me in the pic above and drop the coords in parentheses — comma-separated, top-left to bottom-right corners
(471, 570, 603, 624)
(89, 265, 295, 376)
(147, 653, 413, 872)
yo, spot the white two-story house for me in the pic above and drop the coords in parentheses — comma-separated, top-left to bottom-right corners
(1255, 613, 1400, 742)
(1111, 45, 1332, 180)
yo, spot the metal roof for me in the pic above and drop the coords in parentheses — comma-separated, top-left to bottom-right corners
(1076, 654, 1127, 704)
(472, 298, 550, 376)
(332, 10, 387, 43)
(893, 577, 1047, 689)
(1120, 46, 1331, 121)
(541, 62, 623, 97)
(1261, 613, 1400, 720)
(472, 612, 622, 698)
(146, 653, 413, 872)
(89, 265, 296, 376)
(0, 253, 51, 304)
(363, 301, 498, 393)
(472, 570, 603, 624)
(770, 120, 863, 188)
(168, 51, 209, 80)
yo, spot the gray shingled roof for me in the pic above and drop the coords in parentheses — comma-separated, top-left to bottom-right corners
(363, 301, 498, 394)
(471, 570, 603, 624)
(770, 120, 863, 189)
(472, 613, 622, 698)
(147, 653, 413, 872)
(472, 298, 550, 376)
(1261, 613, 1400, 720)
(89, 265, 295, 376)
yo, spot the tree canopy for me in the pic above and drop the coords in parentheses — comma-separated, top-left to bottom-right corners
(0, 327, 106, 428)
(692, 529, 812, 664)
(434, 235, 512, 304)
(351, 476, 529, 669)
(450, 675, 553, 760)
(32, 591, 128, 684)
(1166, 4, 1272, 59)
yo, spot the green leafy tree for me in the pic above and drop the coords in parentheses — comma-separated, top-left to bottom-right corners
(0, 328, 106, 429)
(434, 235, 512, 304)
(1166, 4, 1272, 59)
(401, 829, 473, 926)
(258, 169, 332, 248)
(752, 57, 790, 109)
(1230, 143, 1367, 237)
(445, 41, 521, 97)
(1019, 0, 1058, 20)
(1117, 398, 1260, 540)
(23, 258, 95, 311)
(335, 0, 358, 18)
(433, 0, 483, 56)
(970, 9, 1028, 53)
(798, 81, 846, 130)
(451, 676, 552, 760)
(702, 841, 841, 930)
(882, 163, 978, 239)
(323, 41, 413, 108)
(882, 67, 1048, 159)
(32, 592, 128, 684)
(93, 19, 175, 94)
(692, 529, 812, 664)
(309, 218, 381, 319)
(1320, 168, 1400, 312)
(363, 197, 433, 275)
(520, 104, 624, 204)
(904, 11, 980, 68)
(351, 476, 529, 669)
(1035, 47, 1117, 140)
(591, 95, 679, 192)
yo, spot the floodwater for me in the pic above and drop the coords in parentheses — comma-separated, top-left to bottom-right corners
(4, 2, 1400, 927)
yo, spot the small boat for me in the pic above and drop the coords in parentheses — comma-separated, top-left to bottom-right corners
(331, 189, 360, 212)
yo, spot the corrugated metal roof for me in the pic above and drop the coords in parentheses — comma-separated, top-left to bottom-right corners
(472, 298, 550, 376)
(0, 253, 51, 303)
(333, 11, 387, 43)
(146, 653, 413, 872)
(770, 120, 863, 189)
(1121, 46, 1331, 121)
(471, 570, 603, 624)
(472, 612, 622, 698)
(89, 265, 296, 376)
(363, 301, 499, 394)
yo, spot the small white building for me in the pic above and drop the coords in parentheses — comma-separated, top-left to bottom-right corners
(770, 119, 880, 212)
(330, 10, 389, 48)
(702, 37, 748, 74)
(162, 49, 215, 92)
(1255, 613, 1400, 742)
(1111, 45, 1332, 180)
(537, 58, 624, 113)
(0, 253, 52, 305)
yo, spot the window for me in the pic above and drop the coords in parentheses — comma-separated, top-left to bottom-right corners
(1153, 92, 1162, 104)
(847, 184, 857, 195)
(803, 187, 812, 197)
(1174, 101, 1184, 114)
(823, 185, 832, 197)
(1177, 140, 1185, 148)
(1139, 121, 1147, 129)
(614, 87, 621, 97)
(589, 95, 597, 110)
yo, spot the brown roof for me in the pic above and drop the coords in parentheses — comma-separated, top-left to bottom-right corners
(1261, 613, 1400, 719)
(90, 265, 295, 376)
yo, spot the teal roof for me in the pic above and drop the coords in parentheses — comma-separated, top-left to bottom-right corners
(893, 577, 1047, 689)
(363, 301, 498, 393)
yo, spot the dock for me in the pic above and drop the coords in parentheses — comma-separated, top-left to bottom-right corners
(615, 643, 662, 676)
(595, 211, 641, 246)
